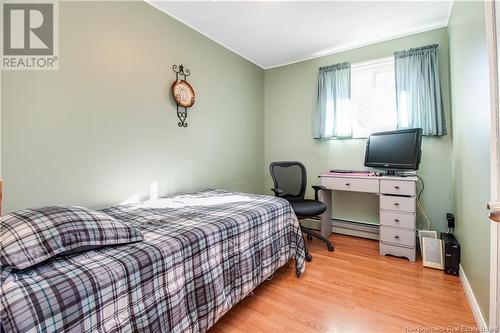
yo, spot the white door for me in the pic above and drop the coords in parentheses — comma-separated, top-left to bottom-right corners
(496, 218, 499, 333)
(485, 2, 500, 330)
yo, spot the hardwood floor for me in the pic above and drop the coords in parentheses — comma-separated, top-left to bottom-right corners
(209, 234, 476, 333)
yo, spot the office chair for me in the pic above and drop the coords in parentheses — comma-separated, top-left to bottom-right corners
(269, 161, 334, 262)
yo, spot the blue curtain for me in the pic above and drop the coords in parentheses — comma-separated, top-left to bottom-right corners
(394, 44, 446, 136)
(314, 62, 351, 139)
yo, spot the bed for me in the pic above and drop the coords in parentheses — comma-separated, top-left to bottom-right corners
(0, 189, 306, 333)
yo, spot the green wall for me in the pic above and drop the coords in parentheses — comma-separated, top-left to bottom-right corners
(1, 1, 264, 213)
(264, 28, 452, 231)
(448, 0, 491, 321)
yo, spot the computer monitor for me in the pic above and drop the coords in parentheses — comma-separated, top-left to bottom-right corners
(364, 128, 423, 175)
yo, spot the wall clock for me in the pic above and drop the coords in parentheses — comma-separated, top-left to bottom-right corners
(171, 80, 195, 108)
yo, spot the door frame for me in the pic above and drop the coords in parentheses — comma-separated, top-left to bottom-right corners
(485, 1, 500, 330)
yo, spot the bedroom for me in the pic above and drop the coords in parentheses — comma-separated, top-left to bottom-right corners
(1, 0, 499, 332)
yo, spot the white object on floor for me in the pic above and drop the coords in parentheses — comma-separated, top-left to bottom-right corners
(422, 237, 444, 270)
(418, 229, 438, 253)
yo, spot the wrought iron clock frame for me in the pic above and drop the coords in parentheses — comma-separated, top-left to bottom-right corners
(172, 64, 195, 127)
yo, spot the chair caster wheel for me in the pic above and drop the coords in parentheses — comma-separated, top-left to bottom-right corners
(327, 244, 334, 252)
(307, 234, 313, 241)
(305, 253, 312, 262)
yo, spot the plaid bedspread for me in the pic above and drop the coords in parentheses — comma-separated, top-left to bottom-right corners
(0, 190, 305, 333)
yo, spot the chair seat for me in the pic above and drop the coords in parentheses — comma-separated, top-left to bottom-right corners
(289, 199, 327, 217)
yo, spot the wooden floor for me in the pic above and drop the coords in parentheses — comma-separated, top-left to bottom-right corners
(209, 234, 476, 333)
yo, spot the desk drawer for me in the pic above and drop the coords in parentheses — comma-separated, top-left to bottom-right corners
(321, 177, 379, 193)
(380, 211, 416, 230)
(380, 180, 416, 196)
(380, 195, 416, 213)
(380, 226, 416, 247)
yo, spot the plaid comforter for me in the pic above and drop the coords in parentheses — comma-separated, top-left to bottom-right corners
(0, 190, 305, 333)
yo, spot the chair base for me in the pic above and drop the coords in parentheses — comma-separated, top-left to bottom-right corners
(302, 226, 334, 252)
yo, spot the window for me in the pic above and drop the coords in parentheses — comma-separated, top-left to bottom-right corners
(350, 57, 397, 138)
(315, 50, 445, 140)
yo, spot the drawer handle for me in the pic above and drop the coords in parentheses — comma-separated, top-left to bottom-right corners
(394, 235, 400, 239)
(394, 202, 400, 206)
(345, 183, 350, 186)
(394, 219, 400, 223)
(394, 185, 400, 190)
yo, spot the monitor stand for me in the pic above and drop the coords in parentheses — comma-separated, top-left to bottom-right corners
(385, 170, 397, 176)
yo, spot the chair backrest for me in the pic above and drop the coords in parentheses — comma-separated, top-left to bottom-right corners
(269, 161, 307, 200)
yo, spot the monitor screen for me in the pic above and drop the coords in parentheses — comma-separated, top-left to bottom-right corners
(364, 128, 423, 170)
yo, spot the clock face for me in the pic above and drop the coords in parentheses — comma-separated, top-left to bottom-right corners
(171, 80, 195, 108)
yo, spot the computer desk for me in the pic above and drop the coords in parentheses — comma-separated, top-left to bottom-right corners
(318, 172, 418, 261)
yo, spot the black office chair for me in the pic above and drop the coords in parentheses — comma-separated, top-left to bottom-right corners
(269, 161, 334, 262)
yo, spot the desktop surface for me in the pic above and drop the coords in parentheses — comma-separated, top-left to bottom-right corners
(320, 171, 418, 182)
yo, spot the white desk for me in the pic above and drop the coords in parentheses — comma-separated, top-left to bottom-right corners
(319, 173, 418, 261)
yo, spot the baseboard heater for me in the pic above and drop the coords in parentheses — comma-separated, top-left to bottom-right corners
(301, 217, 380, 241)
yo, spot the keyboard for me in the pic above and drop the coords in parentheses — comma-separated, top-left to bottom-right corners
(329, 169, 372, 174)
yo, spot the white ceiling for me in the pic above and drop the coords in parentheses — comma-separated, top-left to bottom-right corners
(147, 1, 452, 69)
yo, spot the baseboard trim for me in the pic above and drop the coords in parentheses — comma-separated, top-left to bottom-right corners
(333, 225, 380, 240)
(459, 265, 488, 331)
(299, 218, 380, 240)
(332, 219, 379, 240)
